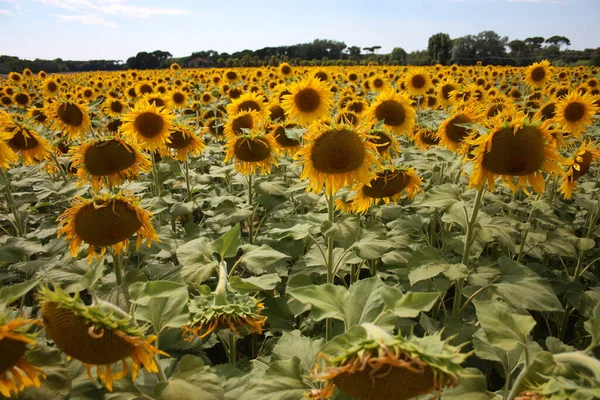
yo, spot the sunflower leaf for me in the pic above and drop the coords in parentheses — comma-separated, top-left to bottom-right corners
(287, 284, 348, 322)
(474, 300, 535, 351)
(212, 224, 242, 260)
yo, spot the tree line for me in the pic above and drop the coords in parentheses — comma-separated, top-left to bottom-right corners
(2, 34, 600, 74)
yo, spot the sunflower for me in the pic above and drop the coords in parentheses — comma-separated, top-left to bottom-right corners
(469, 115, 564, 194)
(39, 285, 167, 392)
(0, 315, 44, 398)
(310, 324, 469, 400)
(169, 89, 188, 109)
(351, 167, 422, 214)
(281, 76, 334, 126)
(13, 92, 31, 108)
(121, 100, 175, 152)
(268, 101, 286, 123)
(226, 91, 269, 120)
(57, 192, 158, 262)
(296, 123, 379, 195)
(223, 110, 262, 139)
(48, 100, 91, 139)
(135, 81, 154, 96)
(336, 111, 361, 126)
(405, 68, 431, 97)
(164, 124, 205, 161)
(437, 80, 458, 107)
(525, 60, 552, 89)
(369, 74, 388, 93)
(199, 91, 213, 105)
(278, 62, 293, 77)
(366, 128, 400, 160)
(437, 103, 482, 152)
(559, 140, 600, 199)
(367, 89, 416, 136)
(4, 124, 52, 165)
(224, 133, 280, 175)
(270, 124, 302, 155)
(41, 77, 60, 98)
(70, 138, 151, 191)
(27, 107, 48, 125)
(182, 291, 267, 340)
(413, 127, 441, 149)
(554, 91, 599, 136)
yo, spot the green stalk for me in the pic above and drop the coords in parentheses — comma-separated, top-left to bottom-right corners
(572, 202, 599, 281)
(326, 193, 335, 342)
(183, 156, 193, 223)
(247, 174, 254, 244)
(153, 336, 167, 382)
(112, 253, 130, 306)
(151, 153, 163, 225)
(452, 185, 485, 317)
(1, 168, 23, 236)
(516, 194, 542, 264)
(228, 334, 237, 365)
(49, 152, 69, 185)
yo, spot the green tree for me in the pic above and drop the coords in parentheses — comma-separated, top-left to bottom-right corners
(451, 35, 477, 65)
(427, 33, 452, 65)
(389, 47, 407, 65)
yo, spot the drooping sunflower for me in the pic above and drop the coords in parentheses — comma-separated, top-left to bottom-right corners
(310, 324, 470, 400)
(525, 60, 552, 89)
(554, 91, 599, 136)
(405, 68, 431, 97)
(351, 167, 422, 214)
(224, 133, 280, 175)
(121, 100, 175, 152)
(0, 315, 44, 398)
(559, 140, 600, 199)
(227, 91, 269, 120)
(163, 124, 205, 161)
(70, 138, 151, 191)
(223, 110, 262, 139)
(469, 115, 564, 194)
(48, 100, 91, 139)
(413, 127, 441, 149)
(57, 192, 158, 262)
(5, 124, 52, 165)
(39, 285, 167, 392)
(270, 124, 302, 155)
(281, 76, 334, 126)
(366, 128, 400, 160)
(437, 103, 482, 152)
(367, 89, 416, 136)
(296, 123, 379, 195)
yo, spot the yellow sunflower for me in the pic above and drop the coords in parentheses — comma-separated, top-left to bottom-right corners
(121, 100, 175, 152)
(469, 115, 564, 194)
(48, 100, 91, 139)
(559, 140, 600, 199)
(39, 286, 167, 392)
(366, 128, 400, 160)
(413, 127, 441, 149)
(163, 124, 205, 161)
(369, 74, 389, 93)
(351, 167, 422, 214)
(525, 60, 552, 89)
(437, 103, 482, 152)
(270, 124, 302, 155)
(296, 123, 379, 195)
(0, 116, 19, 168)
(57, 192, 158, 262)
(554, 91, 599, 136)
(367, 89, 416, 136)
(223, 110, 263, 139)
(70, 138, 151, 191)
(281, 76, 334, 126)
(278, 62, 293, 77)
(224, 133, 280, 175)
(226, 91, 269, 120)
(5, 124, 52, 165)
(41, 77, 60, 98)
(0, 316, 44, 398)
(405, 68, 431, 97)
(103, 98, 127, 118)
(169, 89, 188, 109)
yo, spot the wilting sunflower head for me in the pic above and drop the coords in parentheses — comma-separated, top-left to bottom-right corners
(296, 123, 380, 195)
(0, 314, 44, 398)
(559, 140, 600, 199)
(48, 100, 91, 139)
(38, 285, 166, 392)
(366, 128, 400, 161)
(281, 76, 334, 126)
(351, 167, 422, 214)
(182, 290, 267, 341)
(224, 133, 280, 176)
(437, 103, 482, 152)
(310, 324, 470, 400)
(405, 68, 431, 97)
(163, 124, 205, 161)
(525, 60, 552, 89)
(57, 192, 158, 262)
(413, 126, 441, 149)
(271, 124, 302, 156)
(469, 115, 564, 195)
(554, 91, 599, 136)
(70, 138, 151, 191)
(367, 89, 416, 136)
(226, 91, 269, 120)
(121, 100, 175, 152)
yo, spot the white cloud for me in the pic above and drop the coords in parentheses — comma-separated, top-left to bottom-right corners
(0, 8, 14, 14)
(55, 13, 119, 28)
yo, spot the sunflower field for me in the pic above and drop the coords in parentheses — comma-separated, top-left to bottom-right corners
(0, 61, 600, 400)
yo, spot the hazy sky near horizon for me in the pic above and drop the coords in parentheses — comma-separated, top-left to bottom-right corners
(1, 0, 599, 61)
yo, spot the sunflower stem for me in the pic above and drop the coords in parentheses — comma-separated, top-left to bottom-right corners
(453, 184, 485, 318)
(151, 153, 163, 225)
(572, 202, 599, 281)
(247, 174, 254, 244)
(215, 260, 228, 306)
(183, 156, 193, 223)
(416, 96, 421, 125)
(326, 193, 336, 342)
(516, 194, 542, 264)
(152, 336, 167, 382)
(112, 253, 130, 307)
(228, 334, 237, 365)
(1, 168, 23, 237)
(49, 152, 69, 185)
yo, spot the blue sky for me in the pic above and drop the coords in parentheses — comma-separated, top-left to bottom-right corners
(0, 0, 599, 61)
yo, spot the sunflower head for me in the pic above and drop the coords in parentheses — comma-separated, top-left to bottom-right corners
(366, 128, 400, 160)
(226, 92, 269, 120)
(367, 89, 416, 136)
(57, 192, 158, 262)
(4, 121, 52, 165)
(310, 324, 470, 400)
(224, 110, 263, 139)
(38, 285, 166, 391)
(559, 140, 600, 199)
(224, 133, 280, 175)
(121, 100, 175, 152)
(281, 76, 334, 126)
(48, 100, 91, 139)
(164, 124, 205, 161)
(413, 126, 440, 149)
(554, 91, 599, 136)
(437, 103, 482, 152)
(271, 124, 302, 155)
(405, 68, 431, 97)
(525, 60, 552, 88)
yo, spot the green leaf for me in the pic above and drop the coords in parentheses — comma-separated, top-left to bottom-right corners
(268, 223, 318, 240)
(239, 358, 308, 400)
(354, 234, 395, 260)
(17, 344, 71, 400)
(229, 273, 281, 294)
(272, 331, 323, 373)
(584, 301, 600, 347)
(441, 368, 496, 400)
(0, 237, 43, 262)
(155, 355, 224, 400)
(321, 215, 360, 246)
(508, 351, 557, 397)
(287, 284, 348, 322)
(212, 224, 242, 260)
(130, 281, 189, 333)
(239, 244, 289, 274)
(177, 237, 218, 284)
(381, 287, 440, 318)
(474, 300, 535, 350)
(408, 262, 468, 285)
(417, 183, 461, 210)
(0, 279, 38, 309)
(344, 277, 385, 327)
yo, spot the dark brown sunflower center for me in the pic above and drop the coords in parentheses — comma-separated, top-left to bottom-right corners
(270, 105, 285, 121)
(419, 129, 440, 145)
(57, 103, 84, 127)
(572, 151, 593, 181)
(445, 115, 473, 144)
(42, 302, 133, 365)
(74, 199, 143, 246)
(168, 131, 194, 149)
(231, 114, 254, 135)
(226, 71, 238, 80)
(555, 88, 569, 98)
(487, 104, 504, 118)
(110, 101, 123, 114)
(411, 75, 426, 89)
(106, 119, 122, 133)
(362, 171, 410, 198)
(481, 126, 545, 176)
(367, 131, 392, 154)
(530, 67, 546, 82)
(148, 98, 165, 108)
(337, 112, 359, 125)
(441, 84, 455, 100)
(47, 82, 58, 92)
(84, 89, 93, 98)
(564, 102, 585, 122)
(273, 126, 300, 147)
(7, 129, 39, 150)
(1, 96, 12, 106)
(373, 78, 384, 88)
(348, 101, 364, 114)
(173, 92, 185, 104)
(15, 93, 29, 105)
(348, 73, 358, 81)
(134, 112, 164, 138)
(294, 88, 321, 113)
(0, 338, 27, 373)
(375, 100, 406, 127)
(139, 84, 153, 94)
(84, 140, 136, 176)
(32, 109, 47, 123)
(315, 71, 328, 81)
(202, 94, 212, 102)
(234, 137, 271, 162)
(540, 103, 556, 120)
(237, 100, 261, 113)
(281, 65, 291, 75)
(310, 129, 365, 173)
